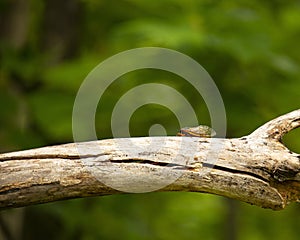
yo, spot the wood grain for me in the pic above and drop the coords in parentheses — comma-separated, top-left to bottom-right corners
(1, 110, 299, 210)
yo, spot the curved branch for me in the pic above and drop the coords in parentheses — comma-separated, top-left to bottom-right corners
(248, 109, 300, 141)
(0, 110, 299, 210)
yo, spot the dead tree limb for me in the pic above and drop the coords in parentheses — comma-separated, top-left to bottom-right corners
(0, 109, 299, 210)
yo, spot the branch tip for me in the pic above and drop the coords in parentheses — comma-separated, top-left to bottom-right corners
(249, 109, 300, 141)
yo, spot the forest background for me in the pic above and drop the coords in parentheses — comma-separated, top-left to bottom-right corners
(0, 0, 300, 239)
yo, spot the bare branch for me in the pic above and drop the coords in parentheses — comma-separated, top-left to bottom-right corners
(0, 110, 299, 210)
(249, 109, 300, 141)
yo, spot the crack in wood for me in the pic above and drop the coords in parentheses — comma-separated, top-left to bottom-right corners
(0, 182, 61, 195)
(201, 162, 269, 182)
(272, 167, 300, 182)
(0, 153, 112, 161)
(109, 159, 269, 182)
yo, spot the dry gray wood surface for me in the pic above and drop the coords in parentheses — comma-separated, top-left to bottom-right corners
(0, 109, 299, 210)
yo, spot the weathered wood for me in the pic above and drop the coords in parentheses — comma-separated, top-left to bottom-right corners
(0, 110, 299, 210)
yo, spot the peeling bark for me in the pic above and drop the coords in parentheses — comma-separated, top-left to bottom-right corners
(0, 110, 299, 210)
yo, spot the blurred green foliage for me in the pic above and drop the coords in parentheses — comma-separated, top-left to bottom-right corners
(0, 0, 300, 239)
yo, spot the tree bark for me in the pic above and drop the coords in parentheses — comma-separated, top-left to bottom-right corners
(0, 110, 299, 210)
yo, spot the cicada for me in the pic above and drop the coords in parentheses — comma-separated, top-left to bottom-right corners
(177, 125, 216, 138)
